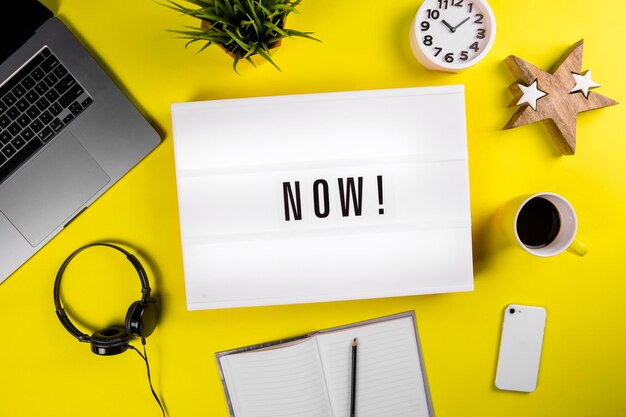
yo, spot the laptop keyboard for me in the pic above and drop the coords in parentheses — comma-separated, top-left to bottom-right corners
(0, 46, 93, 184)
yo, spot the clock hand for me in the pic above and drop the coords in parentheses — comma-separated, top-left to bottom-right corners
(452, 17, 471, 31)
(441, 19, 455, 33)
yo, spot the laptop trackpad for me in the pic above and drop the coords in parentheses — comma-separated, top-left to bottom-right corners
(0, 132, 110, 247)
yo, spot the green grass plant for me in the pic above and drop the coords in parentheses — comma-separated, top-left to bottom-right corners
(162, 0, 319, 71)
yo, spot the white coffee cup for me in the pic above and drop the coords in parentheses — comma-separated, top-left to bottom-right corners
(497, 192, 587, 257)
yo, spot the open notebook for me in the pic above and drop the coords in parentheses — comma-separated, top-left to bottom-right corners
(216, 312, 433, 417)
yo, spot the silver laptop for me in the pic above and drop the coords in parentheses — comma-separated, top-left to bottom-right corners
(0, 1, 160, 284)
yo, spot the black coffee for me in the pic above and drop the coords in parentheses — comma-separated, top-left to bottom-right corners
(516, 197, 561, 248)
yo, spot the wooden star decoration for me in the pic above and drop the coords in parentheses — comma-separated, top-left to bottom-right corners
(504, 39, 618, 155)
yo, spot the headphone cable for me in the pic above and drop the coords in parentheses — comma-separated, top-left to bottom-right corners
(128, 339, 166, 417)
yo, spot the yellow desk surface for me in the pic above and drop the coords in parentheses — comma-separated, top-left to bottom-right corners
(1, 0, 625, 416)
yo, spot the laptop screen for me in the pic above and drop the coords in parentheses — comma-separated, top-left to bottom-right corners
(0, 1, 52, 63)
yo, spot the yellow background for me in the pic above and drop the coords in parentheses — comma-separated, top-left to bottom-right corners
(1, 0, 625, 416)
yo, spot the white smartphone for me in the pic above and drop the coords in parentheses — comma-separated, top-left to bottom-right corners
(495, 304, 547, 392)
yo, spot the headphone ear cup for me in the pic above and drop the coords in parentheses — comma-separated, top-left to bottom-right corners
(126, 299, 159, 339)
(90, 326, 130, 356)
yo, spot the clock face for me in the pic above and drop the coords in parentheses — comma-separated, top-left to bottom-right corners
(412, 0, 495, 70)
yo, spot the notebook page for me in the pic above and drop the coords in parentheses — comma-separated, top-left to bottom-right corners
(219, 338, 333, 417)
(315, 316, 430, 417)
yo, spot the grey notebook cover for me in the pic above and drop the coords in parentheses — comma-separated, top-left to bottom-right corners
(215, 311, 434, 417)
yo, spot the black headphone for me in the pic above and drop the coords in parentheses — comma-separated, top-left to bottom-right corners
(53, 243, 159, 356)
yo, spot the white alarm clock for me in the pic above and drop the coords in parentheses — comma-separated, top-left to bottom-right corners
(410, 0, 496, 72)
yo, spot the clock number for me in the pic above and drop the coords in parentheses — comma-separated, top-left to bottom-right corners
(451, 0, 463, 6)
(467, 2, 473, 12)
(469, 42, 479, 52)
(421, 21, 430, 31)
(444, 53, 454, 63)
(473, 13, 484, 24)
(423, 35, 433, 46)
(426, 9, 440, 19)
(434, 47, 442, 57)
(460, 50, 469, 61)
(437, 0, 448, 9)
(476, 28, 486, 39)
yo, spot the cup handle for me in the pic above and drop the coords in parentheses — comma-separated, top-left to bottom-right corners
(567, 239, 587, 257)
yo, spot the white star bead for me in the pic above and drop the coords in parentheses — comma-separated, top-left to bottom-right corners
(516, 80, 547, 111)
(571, 69, 601, 98)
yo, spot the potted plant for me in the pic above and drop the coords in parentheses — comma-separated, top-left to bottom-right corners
(162, 0, 319, 72)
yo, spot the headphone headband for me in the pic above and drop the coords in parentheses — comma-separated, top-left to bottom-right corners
(53, 243, 152, 343)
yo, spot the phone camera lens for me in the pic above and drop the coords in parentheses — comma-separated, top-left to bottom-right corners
(509, 308, 515, 314)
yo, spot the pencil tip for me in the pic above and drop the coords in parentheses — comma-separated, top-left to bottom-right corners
(352, 338, 358, 346)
